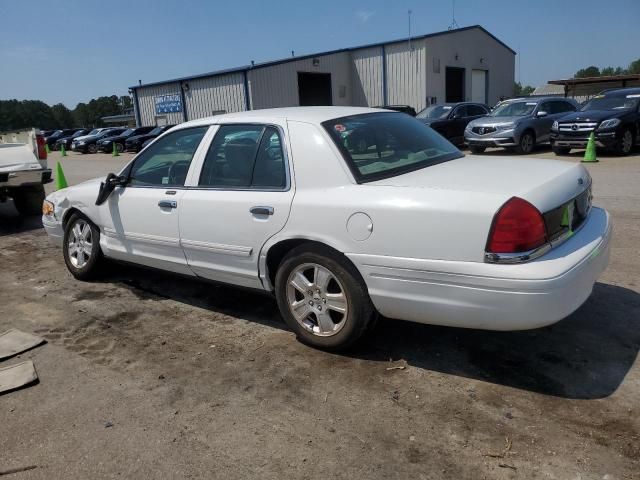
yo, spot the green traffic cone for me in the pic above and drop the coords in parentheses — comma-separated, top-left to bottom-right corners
(55, 161, 68, 190)
(112, 142, 119, 157)
(582, 132, 598, 163)
(45, 143, 50, 154)
(60, 143, 67, 157)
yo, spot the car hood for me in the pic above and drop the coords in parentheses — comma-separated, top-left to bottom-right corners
(468, 116, 523, 127)
(367, 155, 590, 213)
(557, 110, 631, 122)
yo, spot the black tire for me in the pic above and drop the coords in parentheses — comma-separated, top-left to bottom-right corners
(87, 144, 97, 154)
(274, 244, 377, 351)
(12, 185, 45, 216)
(62, 213, 104, 280)
(115, 143, 124, 153)
(552, 145, 571, 155)
(514, 130, 535, 154)
(614, 128, 634, 156)
(469, 145, 486, 154)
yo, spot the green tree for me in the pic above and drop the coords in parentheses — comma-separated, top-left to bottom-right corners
(51, 103, 75, 128)
(575, 66, 601, 78)
(628, 58, 640, 74)
(514, 82, 535, 96)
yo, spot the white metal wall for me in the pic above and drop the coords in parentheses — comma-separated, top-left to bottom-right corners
(136, 82, 184, 126)
(424, 28, 515, 107)
(351, 46, 383, 106)
(248, 52, 353, 110)
(184, 73, 247, 119)
(385, 40, 427, 111)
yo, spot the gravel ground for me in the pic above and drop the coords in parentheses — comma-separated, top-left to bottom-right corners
(0, 148, 638, 479)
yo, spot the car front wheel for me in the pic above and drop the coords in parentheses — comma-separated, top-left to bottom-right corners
(515, 131, 535, 154)
(63, 214, 104, 280)
(87, 144, 97, 154)
(275, 244, 377, 350)
(615, 128, 634, 156)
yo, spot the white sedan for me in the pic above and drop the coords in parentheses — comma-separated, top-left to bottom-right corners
(42, 107, 611, 350)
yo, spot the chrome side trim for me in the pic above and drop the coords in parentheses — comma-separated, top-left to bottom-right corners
(180, 239, 252, 257)
(102, 227, 180, 247)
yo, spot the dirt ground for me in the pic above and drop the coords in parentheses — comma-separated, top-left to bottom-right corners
(0, 148, 638, 479)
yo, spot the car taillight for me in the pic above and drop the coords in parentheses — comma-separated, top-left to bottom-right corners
(486, 197, 547, 253)
(36, 134, 47, 160)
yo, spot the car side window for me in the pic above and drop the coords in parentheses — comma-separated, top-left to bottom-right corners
(554, 101, 576, 113)
(453, 105, 468, 118)
(539, 102, 552, 114)
(199, 125, 286, 189)
(468, 105, 487, 116)
(128, 126, 208, 187)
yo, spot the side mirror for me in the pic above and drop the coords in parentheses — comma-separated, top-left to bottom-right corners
(536, 111, 548, 118)
(95, 173, 127, 206)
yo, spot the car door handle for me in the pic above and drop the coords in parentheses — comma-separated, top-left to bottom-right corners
(158, 200, 177, 209)
(250, 206, 274, 216)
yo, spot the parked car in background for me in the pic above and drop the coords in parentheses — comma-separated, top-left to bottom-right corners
(375, 105, 417, 116)
(0, 128, 51, 215)
(45, 129, 82, 149)
(416, 103, 489, 147)
(42, 107, 610, 350)
(71, 128, 126, 154)
(465, 97, 578, 154)
(98, 126, 156, 153)
(124, 125, 175, 152)
(41, 129, 56, 137)
(550, 87, 640, 156)
(55, 129, 91, 151)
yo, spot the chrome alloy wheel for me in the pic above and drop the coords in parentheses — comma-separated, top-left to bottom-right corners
(68, 220, 93, 268)
(286, 263, 349, 337)
(521, 133, 533, 153)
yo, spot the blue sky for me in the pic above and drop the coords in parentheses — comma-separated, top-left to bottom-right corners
(1, 0, 638, 107)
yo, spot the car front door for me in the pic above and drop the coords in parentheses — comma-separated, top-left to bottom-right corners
(99, 126, 210, 274)
(179, 123, 294, 289)
(448, 105, 468, 145)
(533, 101, 557, 143)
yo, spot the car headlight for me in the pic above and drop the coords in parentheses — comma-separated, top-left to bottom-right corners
(597, 118, 621, 130)
(42, 200, 55, 217)
(78, 141, 86, 145)
(551, 121, 559, 131)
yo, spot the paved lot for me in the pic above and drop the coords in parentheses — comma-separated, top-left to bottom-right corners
(1, 148, 639, 479)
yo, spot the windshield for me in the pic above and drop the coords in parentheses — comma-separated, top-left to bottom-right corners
(416, 105, 453, 120)
(149, 127, 163, 135)
(88, 129, 99, 135)
(72, 130, 85, 137)
(120, 129, 134, 136)
(323, 112, 462, 183)
(491, 101, 537, 117)
(581, 95, 640, 111)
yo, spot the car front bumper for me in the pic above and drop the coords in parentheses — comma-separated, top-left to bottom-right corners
(42, 213, 64, 247)
(550, 131, 617, 148)
(465, 129, 518, 147)
(347, 207, 611, 331)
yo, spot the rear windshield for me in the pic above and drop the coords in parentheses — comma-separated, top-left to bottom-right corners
(322, 112, 462, 183)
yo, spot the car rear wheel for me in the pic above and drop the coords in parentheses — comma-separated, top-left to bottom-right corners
(275, 244, 377, 351)
(12, 185, 45, 216)
(469, 145, 486, 154)
(63, 214, 104, 280)
(515, 131, 535, 154)
(552, 146, 571, 155)
(615, 128, 634, 156)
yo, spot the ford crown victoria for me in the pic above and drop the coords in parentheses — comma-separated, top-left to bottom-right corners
(42, 107, 611, 350)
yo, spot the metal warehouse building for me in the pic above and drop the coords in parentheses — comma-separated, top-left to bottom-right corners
(131, 25, 515, 127)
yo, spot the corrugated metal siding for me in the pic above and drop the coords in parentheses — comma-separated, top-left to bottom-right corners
(248, 52, 353, 110)
(351, 47, 383, 106)
(184, 73, 247, 119)
(385, 40, 426, 111)
(136, 82, 184, 126)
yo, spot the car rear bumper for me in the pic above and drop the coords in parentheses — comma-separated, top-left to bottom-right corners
(0, 169, 52, 188)
(347, 207, 611, 331)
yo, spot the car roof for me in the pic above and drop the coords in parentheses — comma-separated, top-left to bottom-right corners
(179, 106, 392, 129)
(600, 87, 640, 97)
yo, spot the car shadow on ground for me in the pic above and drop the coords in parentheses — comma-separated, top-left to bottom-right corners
(0, 202, 43, 236)
(108, 262, 639, 400)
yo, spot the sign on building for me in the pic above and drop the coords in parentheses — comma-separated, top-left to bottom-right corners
(154, 93, 182, 114)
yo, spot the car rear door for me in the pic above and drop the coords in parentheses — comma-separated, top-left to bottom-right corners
(179, 123, 295, 289)
(98, 126, 210, 275)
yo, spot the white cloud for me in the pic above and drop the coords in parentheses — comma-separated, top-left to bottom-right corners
(355, 10, 375, 23)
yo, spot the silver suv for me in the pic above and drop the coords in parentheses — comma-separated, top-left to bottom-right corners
(465, 97, 578, 154)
